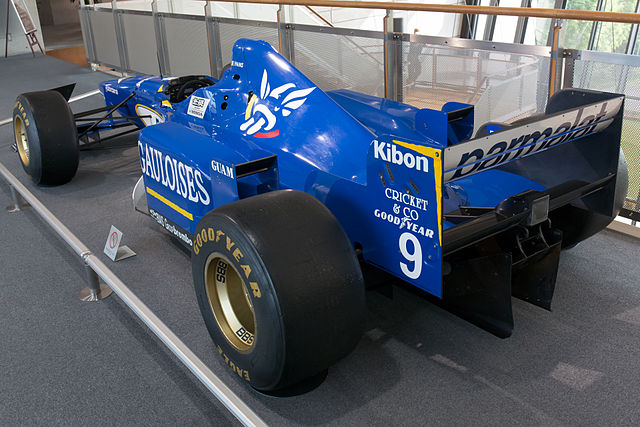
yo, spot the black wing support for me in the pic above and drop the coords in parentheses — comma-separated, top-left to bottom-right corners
(50, 83, 76, 101)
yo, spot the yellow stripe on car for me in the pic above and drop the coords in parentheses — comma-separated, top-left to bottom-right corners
(393, 140, 443, 246)
(146, 187, 193, 220)
(245, 94, 257, 120)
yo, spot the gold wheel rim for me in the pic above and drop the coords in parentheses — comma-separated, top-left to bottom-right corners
(14, 116, 30, 167)
(205, 253, 256, 351)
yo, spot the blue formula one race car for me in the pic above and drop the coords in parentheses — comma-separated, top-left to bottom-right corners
(13, 39, 628, 392)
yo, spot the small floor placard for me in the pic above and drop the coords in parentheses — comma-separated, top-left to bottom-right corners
(104, 225, 136, 261)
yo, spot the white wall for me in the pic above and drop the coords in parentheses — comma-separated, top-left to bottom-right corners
(49, 0, 79, 25)
(0, 0, 45, 56)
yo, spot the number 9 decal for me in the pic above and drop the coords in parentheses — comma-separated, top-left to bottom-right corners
(399, 232, 422, 279)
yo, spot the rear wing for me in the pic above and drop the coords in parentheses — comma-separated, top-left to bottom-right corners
(442, 89, 626, 256)
(437, 89, 626, 338)
(444, 90, 624, 182)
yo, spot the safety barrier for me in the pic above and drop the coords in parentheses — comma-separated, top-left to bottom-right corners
(0, 146, 266, 427)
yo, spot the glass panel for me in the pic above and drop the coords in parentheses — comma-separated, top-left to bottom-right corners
(523, 0, 555, 45)
(592, 0, 635, 53)
(561, 0, 597, 50)
(89, 10, 120, 67)
(93, 1, 112, 10)
(572, 59, 640, 213)
(115, 0, 152, 12)
(473, 0, 493, 40)
(204, 1, 234, 18)
(293, 7, 385, 31)
(621, 66, 640, 210)
(395, 0, 463, 37)
(399, 11, 462, 37)
(218, 22, 279, 66)
(294, 31, 384, 96)
(401, 39, 548, 129)
(492, 0, 521, 43)
(164, 17, 210, 76)
(121, 13, 159, 74)
(233, 3, 279, 22)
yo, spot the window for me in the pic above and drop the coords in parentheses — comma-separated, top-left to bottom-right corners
(592, 0, 636, 53)
(560, 0, 598, 49)
(474, 0, 495, 40)
(492, 0, 522, 43)
(522, 0, 555, 45)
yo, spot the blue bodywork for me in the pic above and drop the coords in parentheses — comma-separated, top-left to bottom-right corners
(97, 39, 625, 305)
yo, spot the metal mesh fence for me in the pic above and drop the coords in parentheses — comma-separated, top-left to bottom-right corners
(292, 30, 384, 96)
(571, 58, 640, 214)
(78, 8, 96, 63)
(401, 42, 550, 130)
(475, 56, 550, 127)
(163, 16, 210, 76)
(80, 6, 638, 218)
(121, 12, 159, 74)
(88, 10, 121, 68)
(218, 21, 279, 67)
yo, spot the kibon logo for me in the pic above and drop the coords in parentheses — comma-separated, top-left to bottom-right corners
(373, 140, 429, 173)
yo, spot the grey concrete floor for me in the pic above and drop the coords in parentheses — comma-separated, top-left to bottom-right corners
(1, 53, 640, 426)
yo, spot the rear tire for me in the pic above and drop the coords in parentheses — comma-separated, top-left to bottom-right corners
(556, 149, 628, 248)
(13, 91, 78, 185)
(191, 190, 365, 392)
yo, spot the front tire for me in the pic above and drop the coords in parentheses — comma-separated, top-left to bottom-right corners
(13, 91, 78, 185)
(192, 190, 365, 392)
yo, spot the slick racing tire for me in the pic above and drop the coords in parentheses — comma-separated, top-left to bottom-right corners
(192, 190, 365, 392)
(13, 90, 78, 185)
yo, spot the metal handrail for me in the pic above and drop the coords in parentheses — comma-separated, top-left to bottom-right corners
(0, 161, 267, 427)
(206, 0, 640, 24)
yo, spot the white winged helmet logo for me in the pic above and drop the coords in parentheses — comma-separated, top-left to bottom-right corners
(240, 70, 315, 138)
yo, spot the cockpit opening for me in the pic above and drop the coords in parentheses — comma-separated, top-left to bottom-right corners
(164, 75, 217, 103)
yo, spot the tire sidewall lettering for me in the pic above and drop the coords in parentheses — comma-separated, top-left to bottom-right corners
(192, 217, 283, 390)
(193, 227, 262, 303)
(13, 97, 39, 180)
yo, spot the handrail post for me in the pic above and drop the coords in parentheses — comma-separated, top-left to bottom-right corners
(112, 0, 128, 75)
(6, 184, 28, 213)
(0, 161, 267, 426)
(278, 5, 284, 55)
(78, 258, 113, 302)
(562, 48, 575, 90)
(548, 19, 562, 100)
(277, 5, 293, 63)
(384, 11, 402, 101)
(79, 2, 97, 64)
(205, 2, 223, 78)
(152, 0, 170, 76)
(383, 10, 390, 99)
(394, 17, 403, 102)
